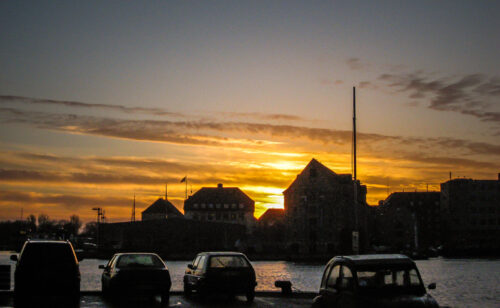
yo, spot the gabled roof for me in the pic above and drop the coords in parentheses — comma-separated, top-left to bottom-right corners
(142, 198, 183, 216)
(258, 208, 285, 222)
(187, 187, 254, 205)
(283, 158, 351, 194)
(184, 184, 254, 211)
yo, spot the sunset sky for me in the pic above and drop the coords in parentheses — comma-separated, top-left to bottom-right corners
(1, 1, 499, 222)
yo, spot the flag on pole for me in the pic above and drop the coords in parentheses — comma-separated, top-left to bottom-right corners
(180, 176, 187, 183)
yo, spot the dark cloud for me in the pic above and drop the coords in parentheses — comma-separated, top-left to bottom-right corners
(0, 190, 131, 210)
(320, 79, 344, 86)
(2, 107, 500, 157)
(0, 95, 184, 117)
(378, 72, 500, 124)
(0, 168, 178, 185)
(0, 95, 308, 123)
(347, 58, 370, 71)
(359, 81, 377, 89)
(220, 112, 305, 121)
(0, 165, 292, 188)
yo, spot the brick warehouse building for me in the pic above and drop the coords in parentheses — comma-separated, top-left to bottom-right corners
(440, 175, 500, 255)
(374, 192, 441, 253)
(283, 159, 368, 254)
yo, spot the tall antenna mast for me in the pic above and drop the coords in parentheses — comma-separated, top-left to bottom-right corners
(131, 194, 136, 222)
(165, 184, 168, 200)
(352, 86, 359, 254)
(353, 87, 357, 181)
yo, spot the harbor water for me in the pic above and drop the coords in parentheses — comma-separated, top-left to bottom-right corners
(1, 252, 499, 308)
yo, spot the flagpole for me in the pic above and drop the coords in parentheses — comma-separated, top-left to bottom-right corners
(185, 176, 188, 200)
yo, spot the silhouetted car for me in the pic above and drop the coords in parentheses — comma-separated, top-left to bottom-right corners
(312, 254, 439, 308)
(100, 253, 171, 303)
(11, 240, 80, 307)
(184, 252, 257, 302)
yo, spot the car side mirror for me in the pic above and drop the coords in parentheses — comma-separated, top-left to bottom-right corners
(10, 255, 18, 262)
(428, 282, 436, 290)
(187, 264, 195, 270)
(99, 265, 106, 269)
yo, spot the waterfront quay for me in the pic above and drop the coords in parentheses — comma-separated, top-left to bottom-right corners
(0, 291, 315, 308)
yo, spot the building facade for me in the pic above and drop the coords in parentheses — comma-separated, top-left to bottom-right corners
(141, 198, 184, 221)
(440, 175, 500, 255)
(183, 183, 256, 231)
(254, 208, 286, 253)
(375, 192, 441, 253)
(283, 158, 368, 254)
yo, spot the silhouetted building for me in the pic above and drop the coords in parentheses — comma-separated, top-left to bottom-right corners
(254, 208, 286, 253)
(258, 208, 285, 228)
(440, 175, 500, 255)
(374, 192, 441, 253)
(101, 218, 245, 257)
(283, 158, 368, 254)
(141, 198, 184, 221)
(183, 183, 256, 231)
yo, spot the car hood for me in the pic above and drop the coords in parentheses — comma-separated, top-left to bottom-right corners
(363, 293, 439, 308)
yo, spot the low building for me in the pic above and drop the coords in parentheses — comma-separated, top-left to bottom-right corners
(283, 158, 368, 255)
(101, 218, 246, 257)
(258, 208, 285, 228)
(375, 192, 441, 253)
(254, 208, 286, 253)
(183, 183, 256, 231)
(440, 175, 500, 255)
(141, 198, 184, 221)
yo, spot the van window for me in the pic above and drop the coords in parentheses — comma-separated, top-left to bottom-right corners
(20, 243, 75, 267)
(340, 266, 354, 290)
(197, 256, 206, 270)
(192, 256, 201, 268)
(327, 265, 340, 289)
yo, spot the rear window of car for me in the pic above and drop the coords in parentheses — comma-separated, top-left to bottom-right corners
(116, 254, 164, 268)
(356, 267, 423, 293)
(209, 256, 249, 268)
(20, 243, 76, 267)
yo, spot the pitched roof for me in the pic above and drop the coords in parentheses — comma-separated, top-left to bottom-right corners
(184, 184, 254, 211)
(283, 158, 351, 194)
(142, 198, 183, 216)
(258, 208, 285, 222)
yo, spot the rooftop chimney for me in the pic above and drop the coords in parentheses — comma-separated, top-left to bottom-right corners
(217, 183, 223, 188)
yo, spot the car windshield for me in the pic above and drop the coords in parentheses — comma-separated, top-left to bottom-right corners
(116, 254, 164, 268)
(20, 243, 75, 267)
(209, 256, 249, 268)
(356, 266, 424, 295)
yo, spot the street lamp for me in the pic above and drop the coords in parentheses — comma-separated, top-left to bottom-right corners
(92, 208, 102, 249)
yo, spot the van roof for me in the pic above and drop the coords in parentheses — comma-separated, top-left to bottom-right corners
(329, 254, 415, 267)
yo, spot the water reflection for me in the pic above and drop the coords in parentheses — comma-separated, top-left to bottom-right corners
(1, 252, 500, 308)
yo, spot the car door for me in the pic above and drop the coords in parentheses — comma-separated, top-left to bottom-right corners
(185, 256, 201, 286)
(195, 256, 206, 278)
(322, 264, 341, 307)
(101, 255, 117, 287)
(336, 266, 357, 308)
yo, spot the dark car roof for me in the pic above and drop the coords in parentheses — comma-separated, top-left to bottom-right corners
(112, 252, 161, 256)
(328, 254, 416, 267)
(25, 240, 71, 244)
(197, 251, 247, 257)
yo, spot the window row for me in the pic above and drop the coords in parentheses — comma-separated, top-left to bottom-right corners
(192, 203, 245, 209)
(192, 212, 246, 222)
